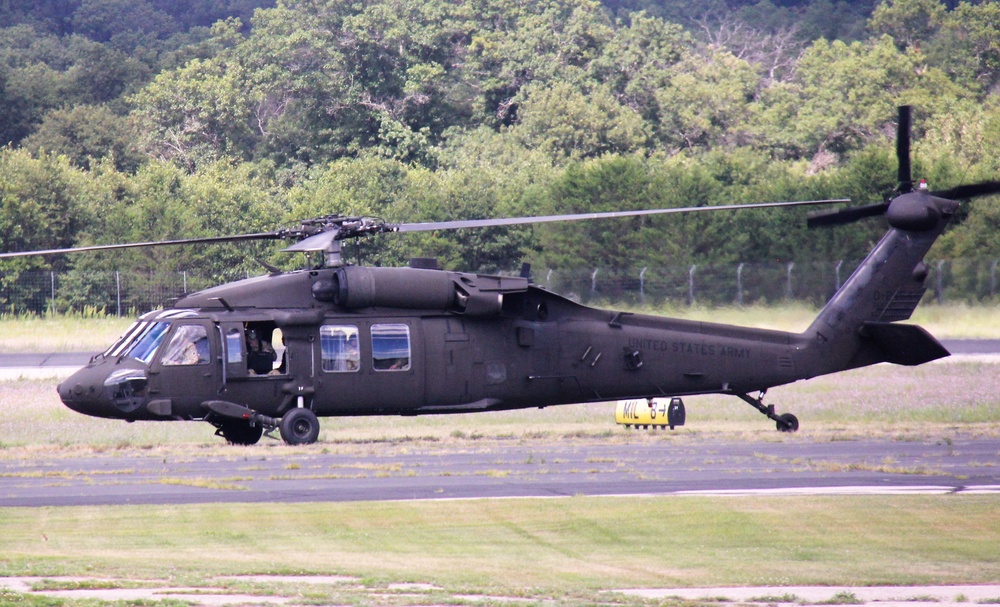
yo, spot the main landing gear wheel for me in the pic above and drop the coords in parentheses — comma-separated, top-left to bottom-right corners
(217, 420, 264, 445)
(279, 408, 320, 445)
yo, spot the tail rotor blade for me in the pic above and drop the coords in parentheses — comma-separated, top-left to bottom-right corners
(930, 181, 1000, 201)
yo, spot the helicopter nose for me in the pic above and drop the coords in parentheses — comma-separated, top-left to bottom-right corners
(57, 366, 124, 419)
(58, 375, 106, 416)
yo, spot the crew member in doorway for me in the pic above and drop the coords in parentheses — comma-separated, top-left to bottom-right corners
(247, 328, 276, 375)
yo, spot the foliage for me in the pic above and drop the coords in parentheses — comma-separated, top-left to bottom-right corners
(1, 0, 1000, 312)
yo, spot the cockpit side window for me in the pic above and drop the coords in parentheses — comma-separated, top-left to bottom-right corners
(160, 325, 210, 366)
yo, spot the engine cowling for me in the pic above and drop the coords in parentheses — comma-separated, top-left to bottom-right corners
(312, 266, 528, 317)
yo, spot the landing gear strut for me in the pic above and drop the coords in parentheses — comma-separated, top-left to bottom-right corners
(736, 391, 798, 432)
(204, 399, 322, 445)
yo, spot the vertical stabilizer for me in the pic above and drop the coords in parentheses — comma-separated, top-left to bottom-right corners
(798, 192, 956, 377)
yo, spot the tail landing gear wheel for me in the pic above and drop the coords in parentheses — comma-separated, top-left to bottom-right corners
(217, 420, 264, 445)
(776, 413, 799, 433)
(735, 392, 800, 433)
(279, 408, 320, 445)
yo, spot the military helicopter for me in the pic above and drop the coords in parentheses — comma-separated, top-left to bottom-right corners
(4, 106, 999, 446)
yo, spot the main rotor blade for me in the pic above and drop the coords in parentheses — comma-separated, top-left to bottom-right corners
(392, 199, 850, 234)
(0, 232, 285, 259)
(280, 199, 849, 253)
(897, 105, 913, 193)
(807, 202, 891, 228)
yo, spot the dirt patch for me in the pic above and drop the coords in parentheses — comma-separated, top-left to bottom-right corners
(5, 578, 1000, 607)
(615, 585, 1000, 607)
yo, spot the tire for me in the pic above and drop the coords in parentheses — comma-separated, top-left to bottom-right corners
(219, 421, 263, 446)
(776, 413, 799, 433)
(279, 408, 320, 445)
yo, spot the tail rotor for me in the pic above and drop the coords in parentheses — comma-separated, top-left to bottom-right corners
(807, 105, 1000, 229)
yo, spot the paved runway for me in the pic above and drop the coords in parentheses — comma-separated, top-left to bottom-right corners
(1, 435, 997, 507)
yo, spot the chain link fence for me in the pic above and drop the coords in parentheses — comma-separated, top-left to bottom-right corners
(536, 258, 1000, 307)
(3, 258, 1000, 316)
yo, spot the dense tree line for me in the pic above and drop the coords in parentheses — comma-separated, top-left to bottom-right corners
(3, 0, 1000, 312)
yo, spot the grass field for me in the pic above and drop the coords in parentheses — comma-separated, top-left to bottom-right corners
(1, 308, 998, 606)
(1, 495, 998, 605)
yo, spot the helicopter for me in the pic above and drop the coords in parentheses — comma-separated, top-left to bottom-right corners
(3, 106, 999, 446)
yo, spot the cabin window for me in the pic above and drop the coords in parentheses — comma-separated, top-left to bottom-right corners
(320, 325, 360, 372)
(371, 323, 410, 371)
(160, 325, 210, 366)
(225, 329, 243, 364)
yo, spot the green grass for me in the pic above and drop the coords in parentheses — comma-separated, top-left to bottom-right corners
(0, 315, 132, 353)
(0, 496, 997, 595)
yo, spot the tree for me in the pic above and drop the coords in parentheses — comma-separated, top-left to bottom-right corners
(752, 36, 927, 160)
(654, 48, 760, 151)
(0, 150, 90, 264)
(0, 149, 94, 312)
(510, 81, 649, 161)
(228, 0, 478, 165)
(590, 11, 690, 120)
(130, 53, 256, 170)
(930, 1, 1000, 93)
(23, 105, 143, 172)
(868, 0, 945, 52)
(462, 0, 615, 124)
(71, 0, 179, 49)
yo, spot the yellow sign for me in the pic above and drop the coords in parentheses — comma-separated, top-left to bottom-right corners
(615, 397, 685, 429)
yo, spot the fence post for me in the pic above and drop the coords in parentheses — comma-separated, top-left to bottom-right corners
(688, 265, 696, 306)
(936, 260, 945, 304)
(992, 260, 997, 298)
(591, 269, 598, 295)
(785, 262, 795, 300)
(736, 263, 744, 306)
(835, 260, 843, 292)
(50, 271, 56, 316)
(116, 271, 121, 317)
(639, 267, 647, 303)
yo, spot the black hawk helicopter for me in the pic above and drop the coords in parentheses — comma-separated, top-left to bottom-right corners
(4, 106, 999, 445)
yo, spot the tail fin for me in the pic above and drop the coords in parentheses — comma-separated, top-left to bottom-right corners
(799, 192, 954, 377)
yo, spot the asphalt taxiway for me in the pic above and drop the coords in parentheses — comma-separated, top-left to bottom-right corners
(1, 435, 997, 507)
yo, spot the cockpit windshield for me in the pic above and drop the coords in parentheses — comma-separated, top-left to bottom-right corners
(103, 321, 172, 365)
(126, 322, 171, 364)
(102, 321, 147, 358)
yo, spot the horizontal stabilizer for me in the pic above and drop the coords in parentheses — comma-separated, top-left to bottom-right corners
(862, 322, 950, 366)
